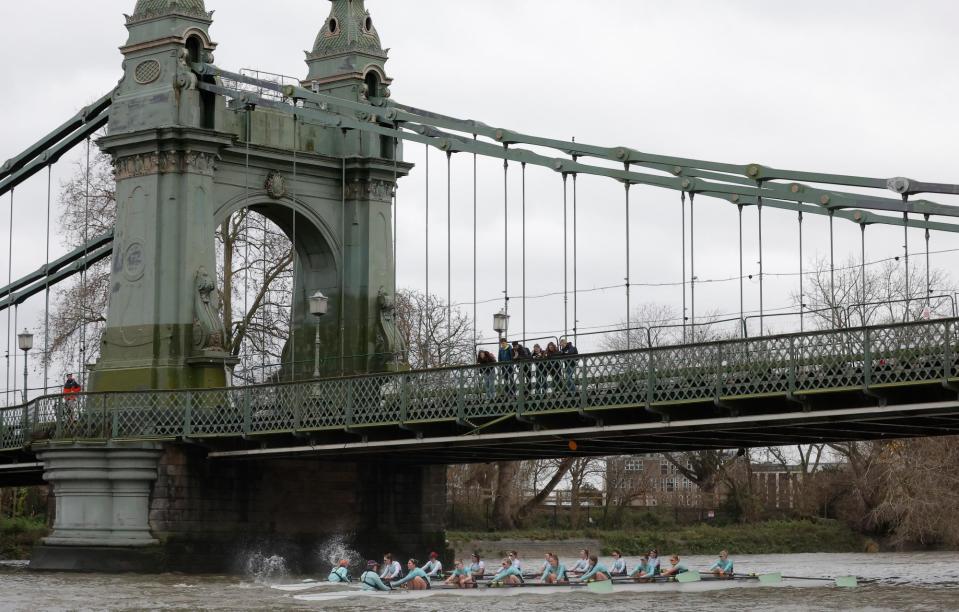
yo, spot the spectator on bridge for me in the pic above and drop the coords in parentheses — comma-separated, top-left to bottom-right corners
(476, 350, 497, 398)
(545, 342, 561, 392)
(560, 337, 579, 394)
(531, 344, 545, 394)
(512, 341, 532, 394)
(63, 373, 81, 399)
(498, 339, 514, 396)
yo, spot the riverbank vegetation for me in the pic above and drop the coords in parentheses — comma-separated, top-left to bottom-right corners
(0, 517, 47, 560)
(449, 519, 865, 555)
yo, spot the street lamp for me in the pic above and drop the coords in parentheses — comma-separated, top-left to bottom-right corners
(493, 309, 510, 341)
(308, 291, 329, 378)
(17, 329, 32, 404)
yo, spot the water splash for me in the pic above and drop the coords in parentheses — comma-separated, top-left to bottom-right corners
(243, 551, 289, 583)
(315, 534, 362, 572)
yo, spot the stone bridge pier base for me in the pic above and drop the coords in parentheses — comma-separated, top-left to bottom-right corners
(30, 442, 164, 571)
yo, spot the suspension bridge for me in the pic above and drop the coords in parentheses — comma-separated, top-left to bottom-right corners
(1, 0, 958, 572)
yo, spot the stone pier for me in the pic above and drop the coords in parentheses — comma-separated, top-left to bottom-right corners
(32, 442, 447, 573)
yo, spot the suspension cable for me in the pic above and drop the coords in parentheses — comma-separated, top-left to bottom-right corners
(624, 165, 631, 350)
(503, 145, 510, 323)
(738, 203, 744, 333)
(829, 209, 836, 327)
(243, 105, 251, 377)
(690, 192, 696, 334)
(521, 161, 527, 343)
(798, 209, 804, 333)
(290, 112, 297, 382)
(43, 165, 51, 393)
(392, 134, 399, 362)
(81, 138, 91, 388)
(446, 150, 452, 351)
(12, 305, 17, 403)
(4, 187, 11, 405)
(757, 186, 764, 335)
(903, 210, 910, 316)
(340, 129, 347, 375)
(925, 213, 931, 308)
(562, 173, 568, 339)
(681, 191, 687, 343)
(572, 169, 579, 344)
(472, 136, 477, 351)
(425, 142, 429, 322)
(860, 223, 867, 325)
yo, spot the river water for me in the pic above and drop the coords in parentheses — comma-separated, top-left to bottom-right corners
(2, 552, 958, 611)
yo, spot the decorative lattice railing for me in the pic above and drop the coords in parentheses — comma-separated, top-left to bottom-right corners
(2, 318, 957, 452)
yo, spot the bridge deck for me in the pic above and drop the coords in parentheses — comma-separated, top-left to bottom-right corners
(2, 318, 959, 465)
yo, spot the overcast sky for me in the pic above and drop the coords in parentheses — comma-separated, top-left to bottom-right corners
(1, 1, 958, 395)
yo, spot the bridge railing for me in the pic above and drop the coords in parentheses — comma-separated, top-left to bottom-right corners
(1, 317, 958, 451)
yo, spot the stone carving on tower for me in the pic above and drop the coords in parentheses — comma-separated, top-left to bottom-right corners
(193, 267, 225, 353)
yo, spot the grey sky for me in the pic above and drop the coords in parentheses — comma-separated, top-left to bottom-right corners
(1, 1, 958, 393)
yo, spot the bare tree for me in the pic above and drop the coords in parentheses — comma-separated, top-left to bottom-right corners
(602, 303, 741, 352)
(797, 256, 950, 330)
(394, 289, 473, 369)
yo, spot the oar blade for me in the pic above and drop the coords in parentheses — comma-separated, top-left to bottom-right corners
(587, 580, 615, 594)
(757, 572, 782, 584)
(834, 576, 858, 588)
(676, 570, 701, 583)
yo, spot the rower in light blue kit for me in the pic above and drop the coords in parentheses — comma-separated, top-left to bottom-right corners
(577, 555, 611, 582)
(391, 558, 431, 590)
(360, 560, 391, 591)
(421, 552, 443, 578)
(328, 559, 351, 583)
(568, 548, 590, 576)
(710, 550, 734, 577)
(610, 549, 627, 576)
(660, 554, 688, 577)
(445, 560, 471, 588)
(541, 553, 569, 584)
(491, 557, 524, 585)
(380, 553, 402, 581)
(630, 554, 652, 581)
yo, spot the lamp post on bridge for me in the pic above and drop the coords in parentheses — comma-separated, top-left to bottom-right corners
(17, 329, 33, 404)
(493, 309, 510, 342)
(309, 291, 329, 379)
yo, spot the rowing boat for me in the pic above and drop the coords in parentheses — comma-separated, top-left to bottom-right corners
(287, 571, 859, 602)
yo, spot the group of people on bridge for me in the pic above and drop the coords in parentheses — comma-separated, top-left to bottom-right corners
(328, 548, 735, 591)
(476, 337, 579, 398)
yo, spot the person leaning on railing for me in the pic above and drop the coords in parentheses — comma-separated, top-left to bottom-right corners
(560, 338, 579, 395)
(62, 373, 82, 425)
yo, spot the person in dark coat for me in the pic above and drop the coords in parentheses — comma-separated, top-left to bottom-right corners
(477, 350, 497, 398)
(512, 341, 532, 395)
(560, 338, 579, 394)
(498, 339, 514, 396)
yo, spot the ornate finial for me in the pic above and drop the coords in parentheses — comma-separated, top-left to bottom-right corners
(130, 0, 210, 22)
(309, 0, 385, 59)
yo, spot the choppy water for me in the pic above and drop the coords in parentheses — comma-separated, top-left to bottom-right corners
(2, 552, 959, 611)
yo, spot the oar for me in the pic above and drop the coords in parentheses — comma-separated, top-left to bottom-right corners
(780, 574, 859, 588)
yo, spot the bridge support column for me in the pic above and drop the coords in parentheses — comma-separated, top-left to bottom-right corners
(29, 442, 163, 571)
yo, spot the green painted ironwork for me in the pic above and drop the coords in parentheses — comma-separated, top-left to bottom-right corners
(1, 317, 956, 452)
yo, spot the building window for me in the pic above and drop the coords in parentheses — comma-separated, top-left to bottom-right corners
(624, 458, 644, 472)
(666, 479, 675, 492)
(661, 462, 668, 476)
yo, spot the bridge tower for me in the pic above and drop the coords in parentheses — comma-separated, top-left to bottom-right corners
(32, 1, 442, 572)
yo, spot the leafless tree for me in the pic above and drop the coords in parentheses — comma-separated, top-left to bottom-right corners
(394, 289, 473, 369)
(797, 256, 950, 330)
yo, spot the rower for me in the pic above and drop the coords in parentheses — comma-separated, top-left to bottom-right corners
(660, 554, 688, 577)
(468, 552, 485, 583)
(391, 558, 431, 590)
(490, 557, 524, 586)
(569, 548, 590, 576)
(540, 553, 568, 584)
(647, 549, 661, 576)
(360, 560, 391, 592)
(577, 555, 611, 583)
(508, 550, 522, 572)
(629, 554, 651, 582)
(421, 551, 443, 578)
(380, 553, 402, 581)
(445, 560, 471, 588)
(538, 553, 551, 575)
(610, 550, 627, 576)
(709, 550, 734, 577)
(328, 559, 351, 583)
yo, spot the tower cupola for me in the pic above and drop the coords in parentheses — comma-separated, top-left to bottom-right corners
(304, 0, 391, 101)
